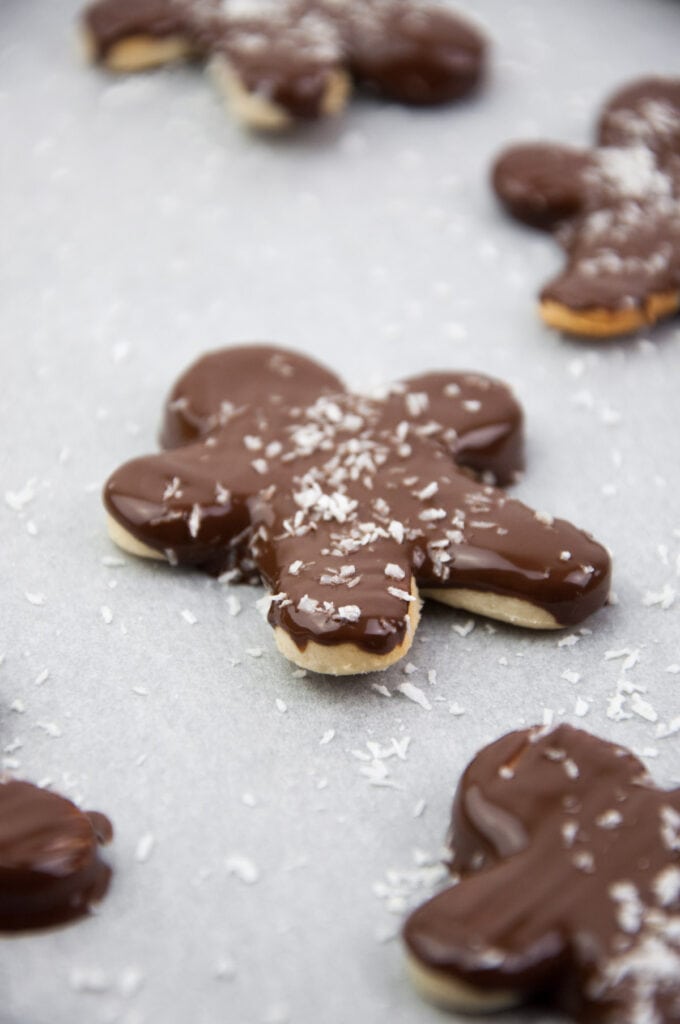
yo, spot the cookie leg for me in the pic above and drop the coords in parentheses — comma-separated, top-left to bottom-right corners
(272, 582, 421, 676)
(210, 54, 350, 131)
(208, 11, 351, 132)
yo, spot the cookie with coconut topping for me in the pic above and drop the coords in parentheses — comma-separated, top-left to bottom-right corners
(103, 344, 610, 675)
(0, 778, 113, 930)
(80, 0, 486, 131)
(404, 724, 680, 1022)
(493, 77, 680, 337)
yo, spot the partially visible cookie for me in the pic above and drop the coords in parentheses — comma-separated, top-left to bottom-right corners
(80, 0, 486, 131)
(404, 724, 680, 1022)
(0, 778, 113, 930)
(493, 77, 680, 337)
(103, 344, 611, 676)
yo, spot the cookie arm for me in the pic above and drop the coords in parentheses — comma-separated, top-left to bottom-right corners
(404, 856, 567, 1013)
(103, 444, 262, 576)
(492, 144, 596, 230)
(385, 371, 525, 485)
(419, 495, 611, 630)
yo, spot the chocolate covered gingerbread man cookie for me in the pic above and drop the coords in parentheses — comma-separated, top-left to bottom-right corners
(493, 77, 680, 337)
(103, 345, 610, 675)
(404, 724, 680, 1022)
(0, 778, 113, 930)
(81, 0, 486, 131)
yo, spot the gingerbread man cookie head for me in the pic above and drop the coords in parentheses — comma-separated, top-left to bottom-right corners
(80, 0, 487, 131)
(493, 76, 680, 337)
(103, 345, 611, 676)
(404, 724, 680, 1023)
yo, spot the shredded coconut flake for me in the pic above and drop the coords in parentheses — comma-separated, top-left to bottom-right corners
(337, 604, 361, 622)
(396, 682, 432, 711)
(225, 855, 259, 885)
(135, 832, 155, 863)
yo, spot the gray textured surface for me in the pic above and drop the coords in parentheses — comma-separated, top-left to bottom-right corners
(1, 2, 680, 1022)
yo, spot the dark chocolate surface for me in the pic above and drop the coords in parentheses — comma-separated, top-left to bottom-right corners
(0, 779, 113, 931)
(493, 77, 680, 314)
(104, 345, 611, 656)
(404, 724, 680, 1023)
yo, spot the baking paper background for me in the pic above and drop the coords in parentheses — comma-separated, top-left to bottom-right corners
(2, 1, 680, 1021)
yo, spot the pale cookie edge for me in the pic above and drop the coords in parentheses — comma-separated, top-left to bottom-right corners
(82, 24, 195, 72)
(405, 950, 522, 1014)
(540, 289, 680, 338)
(209, 54, 351, 132)
(274, 585, 421, 676)
(106, 513, 167, 561)
(422, 587, 560, 630)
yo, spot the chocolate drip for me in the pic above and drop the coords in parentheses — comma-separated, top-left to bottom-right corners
(492, 77, 680, 315)
(104, 345, 611, 657)
(0, 779, 113, 930)
(404, 725, 680, 1023)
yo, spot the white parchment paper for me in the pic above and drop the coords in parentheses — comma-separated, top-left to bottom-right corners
(1, 1, 680, 1022)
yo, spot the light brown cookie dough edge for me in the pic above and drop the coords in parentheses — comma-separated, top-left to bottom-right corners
(274, 585, 421, 676)
(540, 290, 680, 338)
(106, 513, 167, 561)
(209, 55, 351, 132)
(405, 951, 521, 1014)
(422, 587, 560, 630)
(80, 23, 195, 71)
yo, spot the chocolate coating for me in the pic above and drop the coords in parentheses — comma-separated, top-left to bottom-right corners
(82, 0, 487, 120)
(0, 779, 113, 930)
(404, 725, 680, 1023)
(492, 77, 680, 317)
(83, 0, 212, 55)
(104, 345, 611, 659)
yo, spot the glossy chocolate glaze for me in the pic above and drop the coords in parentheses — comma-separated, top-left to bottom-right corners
(0, 779, 113, 930)
(404, 725, 680, 1023)
(493, 77, 680, 314)
(82, 0, 486, 118)
(308, 0, 486, 106)
(104, 345, 611, 656)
